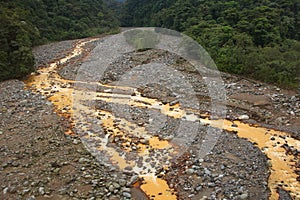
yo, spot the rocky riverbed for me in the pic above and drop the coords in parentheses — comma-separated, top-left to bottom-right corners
(1, 33, 299, 200)
(0, 39, 137, 200)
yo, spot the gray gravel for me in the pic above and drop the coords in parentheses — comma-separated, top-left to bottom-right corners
(2, 33, 299, 200)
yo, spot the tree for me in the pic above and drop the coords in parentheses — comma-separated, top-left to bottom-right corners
(0, 7, 35, 81)
(0, 0, 120, 81)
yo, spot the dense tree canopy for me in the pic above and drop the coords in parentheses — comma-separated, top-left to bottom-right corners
(0, 6, 35, 81)
(122, 0, 300, 88)
(0, 0, 119, 81)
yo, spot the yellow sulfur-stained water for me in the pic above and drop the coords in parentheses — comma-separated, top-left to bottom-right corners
(141, 174, 177, 200)
(207, 119, 300, 200)
(24, 38, 300, 200)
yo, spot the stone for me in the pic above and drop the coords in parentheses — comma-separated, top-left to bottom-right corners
(124, 166, 132, 171)
(104, 89, 112, 93)
(39, 187, 45, 195)
(196, 186, 202, 191)
(78, 157, 90, 163)
(129, 175, 139, 185)
(23, 188, 30, 195)
(204, 168, 211, 176)
(12, 161, 19, 167)
(123, 192, 131, 198)
(208, 182, 215, 187)
(238, 115, 249, 120)
(231, 123, 238, 128)
(119, 179, 127, 186)
(140, 139, 149, 144)
(108, 184, 114, 192)
(112, 182, 120, 189)
(186, 168, 195, 175)
(3, 187, 8, 194)
(169, 100, 179, 106)
(239, 193, 248, 199)
(27, 196, 36, 200)
(73, 139, 80, 144)
(122, 187, 131, 193)
(53, 168, 60, 173)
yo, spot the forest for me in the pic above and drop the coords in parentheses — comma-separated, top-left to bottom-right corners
(0, 0, 119, 81)
(121, 0, 300, 88)
(1, 0, 300, 88)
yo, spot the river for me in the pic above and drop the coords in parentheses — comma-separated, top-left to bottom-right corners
(24, 37, 300, 200)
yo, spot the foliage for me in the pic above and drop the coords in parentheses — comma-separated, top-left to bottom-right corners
(0, 7, 35, 81)
(0, 0, 119, 81)
(123, 0, 300, 88)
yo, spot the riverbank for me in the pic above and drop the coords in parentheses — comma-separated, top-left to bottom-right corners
(0, 39, 135, 200)
(0, 34, 299, 200)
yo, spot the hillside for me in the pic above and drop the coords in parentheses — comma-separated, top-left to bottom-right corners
(1, 0, 299, 88)
(122, 0, 300, 88)
(0, 0, 119, 81)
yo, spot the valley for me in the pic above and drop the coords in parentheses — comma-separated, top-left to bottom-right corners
(1, 30, 298, 200)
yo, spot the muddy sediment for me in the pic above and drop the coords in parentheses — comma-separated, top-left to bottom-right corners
(1, 33, 299, 200)
(0, 80, 131, 200)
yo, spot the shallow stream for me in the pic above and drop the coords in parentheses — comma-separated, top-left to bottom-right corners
(24, 38, 300, 200)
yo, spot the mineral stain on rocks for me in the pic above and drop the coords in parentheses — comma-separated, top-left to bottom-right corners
(18, 35, 300, 200)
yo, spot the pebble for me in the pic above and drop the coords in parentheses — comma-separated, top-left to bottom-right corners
(39, 187, 45, 195)
(140, 138, 149, 144)
(204, 168, 211, 176)
(208, 182, 215, 187)
(196, 186, 202, 191)
(238, 115, 249, 120)
(78, 157, 90, 163)
(169, 100, 179, 106)
(53, 168, 60, 173)
(3, 187, 8, 194)
(73, 139, 80, 144)
(239, 193, 248, 199)
(27, 196, 35, 200)
(129, 175, 139, 185)
(23, 188, 30, 194)
(119, 179, 127, 186)
(113, 182, 120, 189)
(12, 161, 19, 167)
(186, 168, 195, 175)
(108, 184, 114, 192)
(123, 191, 131, 198)
(231, 123, 238, 127)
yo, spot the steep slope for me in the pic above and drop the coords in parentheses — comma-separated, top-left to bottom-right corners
(123, 0, 300, 88)
(0, 0, 119, 81)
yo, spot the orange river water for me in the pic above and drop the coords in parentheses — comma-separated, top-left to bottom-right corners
(24, 38, 299, 200)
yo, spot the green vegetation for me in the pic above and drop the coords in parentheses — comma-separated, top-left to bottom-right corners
(0, 0, 119, 81)
(122, 0, 300, 88)
(1, 0, 299, 88)
(0, 7, 35, 80)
